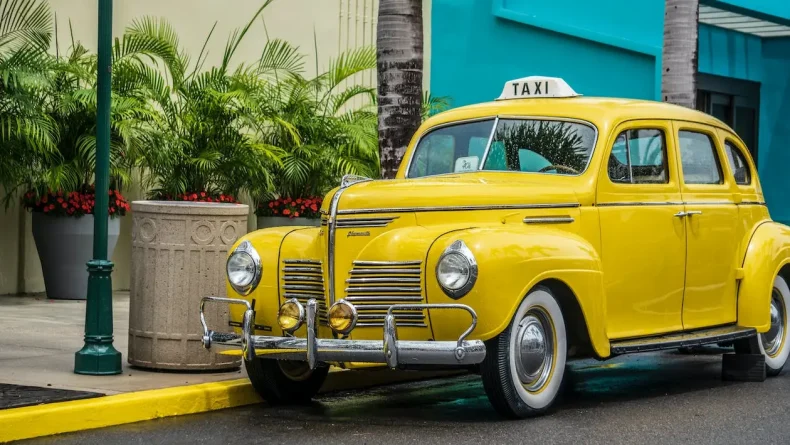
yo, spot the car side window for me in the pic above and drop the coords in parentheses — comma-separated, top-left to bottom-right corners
(678, 131, 723, 185)
(724, 141, 752, 185)
(608, 129, 668, 184)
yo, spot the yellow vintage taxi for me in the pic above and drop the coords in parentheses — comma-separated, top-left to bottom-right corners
(199, 76, 790, 418)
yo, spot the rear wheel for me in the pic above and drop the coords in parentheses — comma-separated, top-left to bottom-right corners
(480, 286, 567, 418)
(245, 358, 329, 404)
(735, 275, 790, 376)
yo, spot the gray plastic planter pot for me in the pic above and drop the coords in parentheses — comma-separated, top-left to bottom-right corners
(257, 216, 321, 229)
(128, 200, 248, 371)
(31, 213, 120, 300)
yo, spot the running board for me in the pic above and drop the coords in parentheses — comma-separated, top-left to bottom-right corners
(610, 325, 757, 355)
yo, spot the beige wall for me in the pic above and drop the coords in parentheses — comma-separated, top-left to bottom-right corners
(0, 0, 431, 295)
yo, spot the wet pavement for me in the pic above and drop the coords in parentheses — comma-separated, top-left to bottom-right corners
(22, 348, 790, 444)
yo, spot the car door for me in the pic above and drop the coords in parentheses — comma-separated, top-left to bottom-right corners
(597, 120, 686, 339)
(673, 122, 740, 330)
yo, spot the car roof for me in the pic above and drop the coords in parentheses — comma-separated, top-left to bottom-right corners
(422, 96, 733, 132)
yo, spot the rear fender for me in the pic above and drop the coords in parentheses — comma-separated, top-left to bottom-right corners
(739, 222, 790, 332)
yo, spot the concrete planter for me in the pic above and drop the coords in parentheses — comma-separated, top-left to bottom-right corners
(257, 216, 321, 229)
(128, 201, 248, 371)
(31, 213, 120, 300)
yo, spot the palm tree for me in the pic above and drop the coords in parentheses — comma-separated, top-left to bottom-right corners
(661, 0, 699, 109)
(376, 0, 423, 179)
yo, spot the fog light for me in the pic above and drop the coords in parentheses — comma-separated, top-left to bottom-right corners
(278, 299, 305, 332)
(327, 299, 358, 335)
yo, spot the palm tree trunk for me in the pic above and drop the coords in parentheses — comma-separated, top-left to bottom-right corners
(662, 0, 699, 109)
(377, 0, 423, 179)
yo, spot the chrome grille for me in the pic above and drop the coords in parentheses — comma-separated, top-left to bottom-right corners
(281, 259, 327, 323)
(345, 260, 426, 327)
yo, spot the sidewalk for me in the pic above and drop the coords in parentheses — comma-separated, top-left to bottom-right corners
(0, 292, 245, 397)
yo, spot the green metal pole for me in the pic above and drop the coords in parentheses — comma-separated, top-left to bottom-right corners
(74, 0, 121, 375)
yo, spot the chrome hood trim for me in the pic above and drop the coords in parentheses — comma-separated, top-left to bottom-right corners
(327, 174, 373, 304)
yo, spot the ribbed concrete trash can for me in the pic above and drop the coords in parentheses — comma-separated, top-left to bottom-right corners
(128, 201, 248, 371)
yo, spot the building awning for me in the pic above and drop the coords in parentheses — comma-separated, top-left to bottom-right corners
(700, 5, 790, 38)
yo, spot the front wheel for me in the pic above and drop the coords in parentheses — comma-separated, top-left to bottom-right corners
(245, 358, 329, 404)
(480, 286, 567, 418)
(735, 275, 790, 376)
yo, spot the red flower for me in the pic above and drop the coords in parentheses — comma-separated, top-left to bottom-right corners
(310, 204, 318, 211)
(283, 209, 291, 216)
(200, 192, 206, 197)
(268, 202, 274, 208)
(294, 211, 300, 218)
(61, 203, 67, 208)
(296, 198, 303, 204)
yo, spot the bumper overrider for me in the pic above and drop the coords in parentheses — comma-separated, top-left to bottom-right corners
(199, 296, 486, 369)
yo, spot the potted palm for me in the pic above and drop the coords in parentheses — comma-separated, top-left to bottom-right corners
(251, 46, 380, 229)
(125, 6, 285, 371)
(0, 0, 57, 200)
(15, 29, 146, 300)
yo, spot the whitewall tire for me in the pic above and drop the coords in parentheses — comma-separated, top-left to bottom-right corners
(760, 276, 790, 375)
(735, 275, 790, 377)
(481, 286, 567, 418)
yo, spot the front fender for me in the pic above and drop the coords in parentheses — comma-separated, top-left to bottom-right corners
(739, 222, 790, 332)
(425, 227, 609, 358)
(226, 226, 318, 336)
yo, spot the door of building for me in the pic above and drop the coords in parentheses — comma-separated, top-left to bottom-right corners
(696, 73, 760, 164)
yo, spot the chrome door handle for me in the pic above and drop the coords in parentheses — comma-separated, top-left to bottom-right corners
(674, 210, 702, 218)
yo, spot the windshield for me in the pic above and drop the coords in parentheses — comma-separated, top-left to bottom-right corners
(407, 118, 597, 178)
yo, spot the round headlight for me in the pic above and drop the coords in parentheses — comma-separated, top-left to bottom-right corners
(437, 252, 471, 290)
(226, 241, 262, 295)
(278, 299, 305, 332)
(327, 300, 358, 335)
(436, 240, 478, 299)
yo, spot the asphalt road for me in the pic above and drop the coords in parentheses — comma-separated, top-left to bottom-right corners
(23, 348, 790, 445)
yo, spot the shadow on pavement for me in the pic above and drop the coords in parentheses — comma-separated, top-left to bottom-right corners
(252, 348, 742, 424)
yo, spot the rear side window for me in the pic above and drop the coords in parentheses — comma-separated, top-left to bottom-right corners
(724, 141, 752, 185)
(678, 131, 723, 185)
(608, 129, 668, 184)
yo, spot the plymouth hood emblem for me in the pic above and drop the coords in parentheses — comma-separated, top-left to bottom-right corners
(347, 231, 371, 238)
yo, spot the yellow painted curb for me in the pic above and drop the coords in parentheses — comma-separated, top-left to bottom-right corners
(0, 379, 261, 443)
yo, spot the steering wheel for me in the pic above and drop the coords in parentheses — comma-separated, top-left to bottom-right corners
(537, 164, 580, 174)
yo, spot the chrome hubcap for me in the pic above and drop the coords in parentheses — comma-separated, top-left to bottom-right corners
(514, 309, 554, 392)
(761, 288, 785, 357)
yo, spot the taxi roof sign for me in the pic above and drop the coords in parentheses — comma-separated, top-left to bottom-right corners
(496, 76, 579, 100)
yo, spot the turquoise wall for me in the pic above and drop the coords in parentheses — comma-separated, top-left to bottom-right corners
(758, 38, 790, 224)
(431, 0, 767, 105)
(430, 0, 660, 105)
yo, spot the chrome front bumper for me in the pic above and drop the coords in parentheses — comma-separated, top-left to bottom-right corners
(199, 296, 486, 369)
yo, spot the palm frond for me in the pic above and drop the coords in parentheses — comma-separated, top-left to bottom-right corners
(0, 0, 51, 54)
